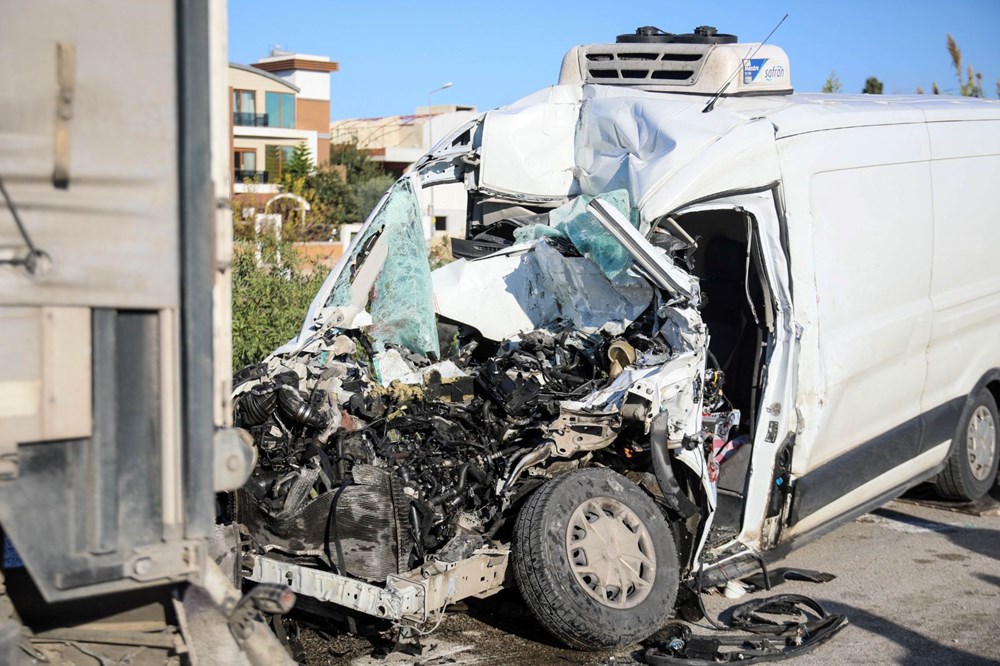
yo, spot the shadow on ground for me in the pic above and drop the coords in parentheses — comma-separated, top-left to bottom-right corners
(816, 599, 1000, 666)
(872, 506, 1000, 563)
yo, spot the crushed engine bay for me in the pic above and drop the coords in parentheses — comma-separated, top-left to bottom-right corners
(224, 88, 779, 637)
(230, 187, 737, 590)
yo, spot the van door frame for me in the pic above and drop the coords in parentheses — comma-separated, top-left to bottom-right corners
(665, 185, 798, 559)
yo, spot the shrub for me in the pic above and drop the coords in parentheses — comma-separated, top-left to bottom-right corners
(231, 235, 328, 369)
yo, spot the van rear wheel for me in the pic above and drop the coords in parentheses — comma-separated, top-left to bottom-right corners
(936, 389, 999, 501)
(512, 468, 678, 650)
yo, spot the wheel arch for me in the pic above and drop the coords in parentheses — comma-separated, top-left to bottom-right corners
(935, 368, 1000, 500)
(945, 368, 1000, 455)
(978, 370, 1000, 414)
(968, 368, 1000, 406)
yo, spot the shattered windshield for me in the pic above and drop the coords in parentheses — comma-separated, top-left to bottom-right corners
(323, 178, 439, 356)
(513, 189, 640, 280)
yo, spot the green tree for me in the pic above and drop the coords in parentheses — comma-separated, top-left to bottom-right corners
(231, 233, 327, 368)
(946, 33, 984, 97)
(302, 164, 355, 238)
(350, 173, 396, 222)
(821, 71, 842, 93)
(285, 141, 315, 180)
(862, 77, 884, 94)
(329, 141, 385, 183)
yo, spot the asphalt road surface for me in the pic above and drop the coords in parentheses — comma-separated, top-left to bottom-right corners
(300, 488, 1000, 666)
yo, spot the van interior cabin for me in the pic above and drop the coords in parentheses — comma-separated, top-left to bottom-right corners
(663, 208, 773, 544)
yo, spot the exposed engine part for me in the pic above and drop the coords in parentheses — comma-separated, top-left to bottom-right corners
(233, 312, 684, 579)
(608, 339, 637, 378)
(544, 407, 620, 457)
(239, 383, 278, 426)
(277, 385, 328, 430)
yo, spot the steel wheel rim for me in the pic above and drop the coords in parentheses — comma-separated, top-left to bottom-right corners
(967, 405, 997, 481)
(565, 496, 656, 609)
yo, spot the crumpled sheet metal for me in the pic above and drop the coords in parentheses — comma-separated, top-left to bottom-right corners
(477, 84, 779, 225)
(582, 348, 700, 424)
(432, 239, 653, 342)
(477, 84, 582, 199)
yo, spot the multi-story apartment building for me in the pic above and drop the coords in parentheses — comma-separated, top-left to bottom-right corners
(229, 51, 337, 203)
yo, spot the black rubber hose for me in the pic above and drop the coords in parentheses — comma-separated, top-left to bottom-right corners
(408, 504, 424, 559)
(428, 463, 487, 506)
(277, 385, 328, 430)
(239, 383, 277, 425)
(411, 497, 442, 548)
(649, 411, 700, 520)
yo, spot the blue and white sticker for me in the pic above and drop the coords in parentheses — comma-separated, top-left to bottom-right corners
(743, 58, 768, 84)
(743, 58, 786, 85)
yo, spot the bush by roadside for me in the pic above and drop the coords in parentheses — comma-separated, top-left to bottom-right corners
(231, 235, 327, 369)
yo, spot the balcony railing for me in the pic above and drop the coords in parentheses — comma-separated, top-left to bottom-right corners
(233, 112, 270, 127)
(234, 170, 269, 184)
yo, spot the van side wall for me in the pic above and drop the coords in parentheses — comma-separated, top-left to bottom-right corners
(922, 114, 1000, 418)
(776, 111, 1000, 534)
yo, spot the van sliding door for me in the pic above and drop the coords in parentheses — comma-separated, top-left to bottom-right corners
(922, 113, 1000, 445)
(782, 123, 934, 531)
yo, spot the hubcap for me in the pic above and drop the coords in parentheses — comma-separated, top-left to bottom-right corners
(967, 406, 997, 481)
(565, 497, 656, 609)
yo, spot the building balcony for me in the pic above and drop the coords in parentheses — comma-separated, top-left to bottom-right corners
(233, 112, 270, 127)
(234, 170, 269, 184)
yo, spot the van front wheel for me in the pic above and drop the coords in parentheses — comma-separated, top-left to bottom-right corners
(512, 468, 679, 650)
(936, 389, 999, 501)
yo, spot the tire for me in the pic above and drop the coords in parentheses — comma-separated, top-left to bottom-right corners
(936, 389, 1000, 501)
(512, 468, 679, 650)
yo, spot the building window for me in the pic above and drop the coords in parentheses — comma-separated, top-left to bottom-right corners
(265, 92, 296, 129)
(434, 216, 448, 232)
(234, 149, 266, 183)
(233, 89, 265, 126)
(264, 145, 295, 179)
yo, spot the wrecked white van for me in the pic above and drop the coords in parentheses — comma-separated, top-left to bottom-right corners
(224, 27, 1000, 650)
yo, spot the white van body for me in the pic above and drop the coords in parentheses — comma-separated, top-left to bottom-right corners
(236, 34, 1000, 648)
(760, 94, 1000, 543)
(442, 85, 1000, 572)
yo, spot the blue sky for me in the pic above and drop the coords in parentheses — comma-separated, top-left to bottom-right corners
(228, 1, 1000, 120)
